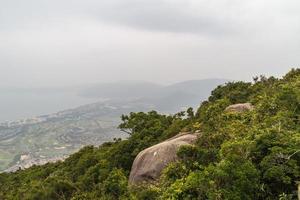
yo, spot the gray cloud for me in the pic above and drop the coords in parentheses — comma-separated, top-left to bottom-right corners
(89, 0, 233, 36)
(2, 0, 300, 36)
(0, 0, 299, 87)
(0, 0, 231, 35)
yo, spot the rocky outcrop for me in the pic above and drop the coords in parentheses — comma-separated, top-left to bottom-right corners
(225, 103, 254, 113)
(129, 132, 198, 185)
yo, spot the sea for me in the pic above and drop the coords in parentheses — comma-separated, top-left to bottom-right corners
(0, 87, 98, 122)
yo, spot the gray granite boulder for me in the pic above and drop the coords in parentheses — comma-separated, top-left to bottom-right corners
(129, 132, 198, 184)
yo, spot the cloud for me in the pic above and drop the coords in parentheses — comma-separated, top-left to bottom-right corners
(1, 0, 300, 36)
(88, 0, 233, 36)
(0, 0, 299, 87)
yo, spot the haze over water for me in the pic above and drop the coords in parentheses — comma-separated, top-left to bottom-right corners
(0, 89, 97, 122)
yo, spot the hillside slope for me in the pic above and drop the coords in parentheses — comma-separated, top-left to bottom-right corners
(0, 79, 227, 172)
(0, 69, 299, 200)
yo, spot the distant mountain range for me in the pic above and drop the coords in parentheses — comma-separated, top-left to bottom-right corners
(79, 79, 229, 111)
(0, 79, 229, 171)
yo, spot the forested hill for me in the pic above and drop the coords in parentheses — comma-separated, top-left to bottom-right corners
(0, 69, 299, 200)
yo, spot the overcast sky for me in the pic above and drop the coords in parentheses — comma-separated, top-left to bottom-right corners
(0, 0, 299, 87)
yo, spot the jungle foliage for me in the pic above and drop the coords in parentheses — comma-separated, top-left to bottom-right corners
(0, 69, 299, 200)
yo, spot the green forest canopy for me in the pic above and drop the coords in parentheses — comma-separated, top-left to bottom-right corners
(0, 68, 299, 200)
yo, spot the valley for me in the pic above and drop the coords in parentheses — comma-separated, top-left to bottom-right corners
(0, 79, 227, 171)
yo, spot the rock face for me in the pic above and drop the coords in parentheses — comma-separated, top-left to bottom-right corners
(225, 103, 254, 113)
(129, 132, 198, 184)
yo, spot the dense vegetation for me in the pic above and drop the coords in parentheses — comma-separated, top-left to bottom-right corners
(0, 69, 299, 200)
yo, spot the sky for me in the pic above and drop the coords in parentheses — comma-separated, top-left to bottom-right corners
(0, 0, 299, 87)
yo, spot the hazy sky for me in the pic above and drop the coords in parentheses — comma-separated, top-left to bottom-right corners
(1, 0, 299, 87)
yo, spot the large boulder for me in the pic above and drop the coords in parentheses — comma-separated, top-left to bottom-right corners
(225, 103, 254, 113)
(129, 132, 198, 185)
